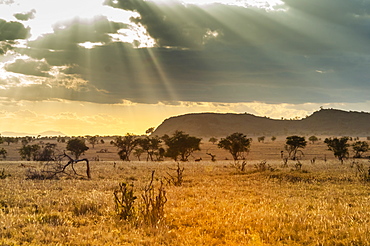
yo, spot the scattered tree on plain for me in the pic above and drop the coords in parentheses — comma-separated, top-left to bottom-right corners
(0, 148, 7, 159)
(154, 147, 166, 161)
(133, 148, 145, 161)
(57, 136, 66, 143)
(352, 141, 369, 158)
(285, 136, 307, 160)
(88, 136, 99, 148)
(37, 143, 58, 161)
(209, 137, 218, 145)
(257, 136, 265, 143)
(21, 138, 29, 146)
(3, 137, 14, 145)
(324, 137, 349, 164)
(162, 131, 201, 161)
(138, 136, 162, 161)
(66, 138, 89, 159)
(145, 127, 155, 135)
(19, 144, 40, 161)
(218, 132, 251, 161)
(271, 136, 276, 142)
(111, 134, 139, 161)
(308, 135, 319, 144)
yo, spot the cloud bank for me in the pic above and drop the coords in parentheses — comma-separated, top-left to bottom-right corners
(0, 0, 369, 106)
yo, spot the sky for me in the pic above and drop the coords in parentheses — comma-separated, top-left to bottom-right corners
(0, 0, 370, 136)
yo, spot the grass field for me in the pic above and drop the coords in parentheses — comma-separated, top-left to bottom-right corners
(1, 139, 370, 245)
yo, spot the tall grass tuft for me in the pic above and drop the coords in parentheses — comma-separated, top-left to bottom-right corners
(114, 182, 137, 221)
(140, 171, 167, 227)
(165, 162, 184, 186)
(0, 168, 10, 179)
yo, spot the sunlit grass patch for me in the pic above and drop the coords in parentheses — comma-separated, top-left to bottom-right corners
(1, 159, 370, 245)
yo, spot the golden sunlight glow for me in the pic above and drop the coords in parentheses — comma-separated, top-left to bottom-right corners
(78, 42, 104, 49)
(109, 24, 156, 48)
(0, 98, 345, 136)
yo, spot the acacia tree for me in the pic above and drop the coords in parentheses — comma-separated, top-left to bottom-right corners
(0, 148, 7, 159)
(145, 127, 155, 135)
(133, 148, 145, 161)
(3, 137, 14, 145)
(218, 132, 251, 161)
(88, 136, 99, 149)
(66, 138, 89, 159)
(138, 136, 162, 161)
(308, 135, 319, 144)
(19, 144, 40, 161)
(352, 141, 369, 158)
(111, 134, 140, 161)
(285, 136, 307, 160)
(257, 136, 265, 143)
(209, 137, 218, 145)
(324, 137, 349, 164)
(162, 131, 201, 161)
(36, 143, 58, 161)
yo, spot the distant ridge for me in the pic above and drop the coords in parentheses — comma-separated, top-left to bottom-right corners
(39, 131, 66, 137)
(1, 130, 66, 137)
(153, 109, 370, 137)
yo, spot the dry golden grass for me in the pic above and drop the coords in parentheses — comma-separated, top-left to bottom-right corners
(1, 157, 370, 245)
(1, 139, 370, 245)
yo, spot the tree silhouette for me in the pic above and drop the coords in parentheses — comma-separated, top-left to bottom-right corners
(285, 136, 307, 160)
(308, 135, 319, 144)
(3, 137, 14, 145)
(0, 148, 7, 159)
(111, 134, 139, 161)
(352, 141, 369, 158)
(88, 136, 99, 148)
(19, 144, 40, 161)
(208, 137, 218, 145)
(162, 131, 201, 161)
(66, 138, 89, 159)
(324, 137, 349, 164)
(145, 127, 155, 135)
(138, 136, 162, 161)
(218, 132, 251, 161)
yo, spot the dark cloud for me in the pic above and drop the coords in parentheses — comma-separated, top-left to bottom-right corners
(104, 0, 221, 49)
(8, 1, 370, 105)
(0, 41, 13, 55)
(5, 59, 51, 77)
(0, 83, 115, 104)
(283, 0, 370, 45)
(28, 15, 127, 51)
(14, 9, 36, 21)
(0, 19, 30, 41)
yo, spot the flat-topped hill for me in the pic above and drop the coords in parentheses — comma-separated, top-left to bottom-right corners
(153, 109, 370, 137)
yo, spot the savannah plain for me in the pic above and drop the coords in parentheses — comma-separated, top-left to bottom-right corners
(1, 136, 370, 245)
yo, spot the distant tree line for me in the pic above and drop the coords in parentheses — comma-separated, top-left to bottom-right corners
(0, 132, 370, 164)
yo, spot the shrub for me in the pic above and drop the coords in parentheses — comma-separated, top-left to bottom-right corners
(165, 162, 184, 186)
(254, 160, 273, 172)
(72, 201, 101, 216)
(231, 161, 248, 172)
(0, 168, 10, 179)
(140, 171, 167, 227)
(114, 182, 137, 221)
(25, 168, 55, 180)
(113, 171, 167, 227)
